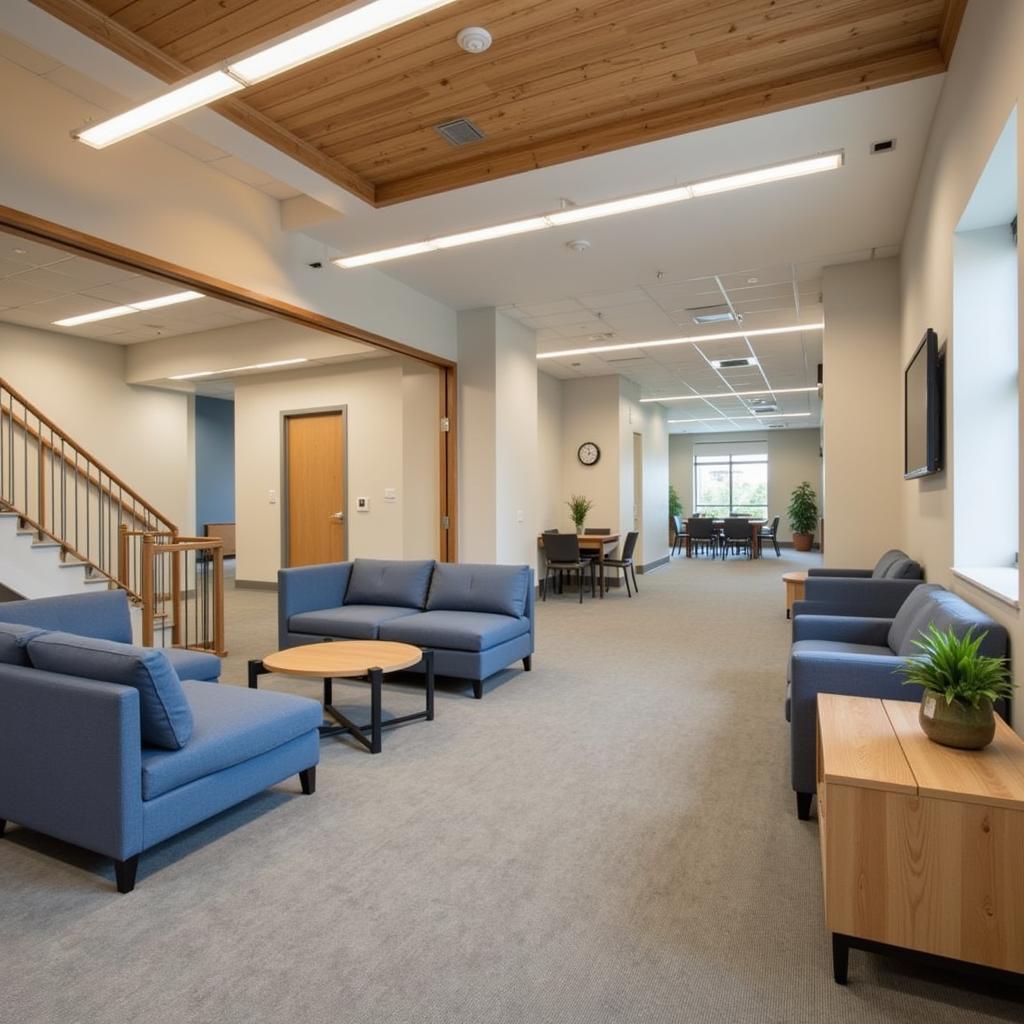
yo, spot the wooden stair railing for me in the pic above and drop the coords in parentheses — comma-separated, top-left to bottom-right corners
(0, 377, 224, 656)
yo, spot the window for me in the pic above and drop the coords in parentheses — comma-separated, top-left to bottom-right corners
(693, 451, 768, 517)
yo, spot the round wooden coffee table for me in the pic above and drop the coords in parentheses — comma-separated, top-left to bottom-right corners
(248, 640, 432, 754)
(783, 570, 809, 619)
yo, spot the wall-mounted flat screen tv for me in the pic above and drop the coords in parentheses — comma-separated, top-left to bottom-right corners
(904, 328, 942, 479)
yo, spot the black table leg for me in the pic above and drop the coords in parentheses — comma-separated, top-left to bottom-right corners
(323, 677, 333, 705)
(369, 667, 383, 754)
(424, 649, 435, 721)
(832, 933, 850, 985)
(247, 659, 267, 689)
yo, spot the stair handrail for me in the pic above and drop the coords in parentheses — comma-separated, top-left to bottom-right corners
(0, 377, 178, 534)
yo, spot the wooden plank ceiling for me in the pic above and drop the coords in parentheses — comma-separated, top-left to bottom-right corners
(34, 0, 965, 207)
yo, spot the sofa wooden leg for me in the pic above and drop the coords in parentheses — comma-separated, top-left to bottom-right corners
(473, 680, 483, 699)
(115, 855, 140, 894)
(523, 655, 532, 671)
(796, 791, 814, 820)
(299, 767, 317, 795)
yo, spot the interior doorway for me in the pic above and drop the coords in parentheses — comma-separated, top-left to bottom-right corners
(633, 431, 644, 565)
(283, 408, 347, 567)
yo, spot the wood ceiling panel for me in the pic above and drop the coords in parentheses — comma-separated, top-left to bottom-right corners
(37, 0, 962, 206)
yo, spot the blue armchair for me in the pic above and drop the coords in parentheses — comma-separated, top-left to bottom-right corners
(786, 585, 1009, 820)
(794, 548, 925, 620)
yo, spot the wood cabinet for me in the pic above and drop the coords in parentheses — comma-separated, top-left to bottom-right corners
(816, 694, 1024, 983)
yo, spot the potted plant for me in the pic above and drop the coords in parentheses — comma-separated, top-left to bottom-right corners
(787, 481, 818, 552)
(899, 624, 1013, 750)
(566, 494, 594, 535)
(669, 484, 683, 538)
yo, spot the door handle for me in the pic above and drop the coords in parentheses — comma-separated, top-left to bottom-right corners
(329, 511, 345, 522)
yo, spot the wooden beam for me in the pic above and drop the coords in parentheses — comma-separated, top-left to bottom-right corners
(374, 44, 947, 205)
(29, 0, 376, 204)
(937, 0, 967, 65)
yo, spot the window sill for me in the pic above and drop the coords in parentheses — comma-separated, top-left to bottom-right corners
(951, 567, 1020, 610)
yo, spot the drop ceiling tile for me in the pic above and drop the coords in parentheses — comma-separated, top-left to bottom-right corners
(524, 310, 603, 329)
(82, 279, 190, 304)
(577, 288, 650, 310)
(0, 278, 67, 306)
(517, 299, 584, 317)
(48, 256, 140, 287)
(1, 239, 74, 268)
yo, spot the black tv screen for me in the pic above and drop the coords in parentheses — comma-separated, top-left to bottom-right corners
(904, 328, 941, 479)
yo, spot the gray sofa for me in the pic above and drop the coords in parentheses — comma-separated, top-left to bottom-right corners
(794, 548, 925, 619)
(786, 584, 1009, 820)
(278, 559, 534, 699)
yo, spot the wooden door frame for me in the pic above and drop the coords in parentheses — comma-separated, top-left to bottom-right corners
(0, 204, 458, 566)
(281, 406, 348, 568)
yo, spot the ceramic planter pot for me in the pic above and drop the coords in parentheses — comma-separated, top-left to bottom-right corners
(576, 525, 584, 536)
(792, 532, 814, 552)
(919, 694, 996, 750)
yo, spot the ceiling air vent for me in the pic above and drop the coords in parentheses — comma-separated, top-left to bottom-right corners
(711, 356, 759, 370)
(751, 403, 778, 414)
(870, 138, 896, 154)
(435, 118, 486, 146)
(687, 304, 737, 325)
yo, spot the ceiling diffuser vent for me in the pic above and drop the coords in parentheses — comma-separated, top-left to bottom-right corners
(687, 304, 737, 325)
(751, 403, 778, 414)
(711, 356, 758, 370)
(435, 118, 486, 146)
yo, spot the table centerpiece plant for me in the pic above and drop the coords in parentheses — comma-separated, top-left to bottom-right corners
(566, 494, 595, 535)
(899, 624, 1013, 750)
(787, 481, 818, 552)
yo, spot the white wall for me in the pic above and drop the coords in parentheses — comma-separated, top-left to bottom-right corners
(669, 428, 822, 544)
(0, 323, 192, 531)
(822, 258, 903, 565)
(537, 372, 564, 530)
(402, 362, 441, 560)
(233, 357, 438, 583)
(620, 379, 670, 568)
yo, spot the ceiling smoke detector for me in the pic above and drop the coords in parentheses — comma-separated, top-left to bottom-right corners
(566, 239, 591, 254)
(457, 26, 492, 53)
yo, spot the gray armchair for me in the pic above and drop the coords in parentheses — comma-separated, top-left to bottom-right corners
(786, 585, 1009, 820)
(794, 548, 926, 620)
(807, 548, 923, 580)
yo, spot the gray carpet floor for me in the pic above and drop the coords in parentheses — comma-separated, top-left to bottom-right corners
(3, 551, 1023, 1024)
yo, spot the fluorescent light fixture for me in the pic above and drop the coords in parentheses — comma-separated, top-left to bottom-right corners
(169, 358, 308, 381)
(537, 323, 824, 360)
(74, 72, 243, 149)
(227, 0, 459, 85)
(668, 412, 813, 424)
(73, 1, 457, 147)
(641, 386, 820, 403)
(53, 291, 205, 327)
(335, 153, 842, 268)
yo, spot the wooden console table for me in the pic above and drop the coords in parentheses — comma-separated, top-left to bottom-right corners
(817, 694, 1024, 984)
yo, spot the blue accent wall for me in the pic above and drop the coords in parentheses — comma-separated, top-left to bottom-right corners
(195, 396, 235, 529)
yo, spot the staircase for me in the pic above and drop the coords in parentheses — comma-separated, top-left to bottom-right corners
(0, 377, 225, 654)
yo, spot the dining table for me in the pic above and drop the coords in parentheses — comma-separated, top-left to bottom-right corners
(538, 532, 620, 598)
(685, 519, 767, 559)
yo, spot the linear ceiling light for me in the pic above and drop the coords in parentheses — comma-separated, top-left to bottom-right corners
(668, 412, 813, 424)
(334, 153, 842, 268)
(73, 0, 458, 147)
(168, 358, 309, 381)
(641, 386, 820, 403)
(53, 290, 203, 326)
(537, 323, 824, 360)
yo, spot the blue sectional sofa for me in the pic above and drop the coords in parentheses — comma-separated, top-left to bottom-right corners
(0, 595, 322, 893)
(786, 584, 1009, 820)
(279, 559, 534, 699)
(794, 548, 925, 619)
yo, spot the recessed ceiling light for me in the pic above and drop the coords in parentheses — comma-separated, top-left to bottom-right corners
(641, 385, 819, 403)
(537, 323, 824, 360)
(53, 290, 203, 326)
(169, 358, 308, 381)
(746, 277, 759, 284)
(74, 0, 459, 146)
(335, 152, 843, 268)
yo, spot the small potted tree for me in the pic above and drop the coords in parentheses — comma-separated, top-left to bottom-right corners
(566, 494, 594, 535)
(669, 484, 683, 539)
(900, 624, 1013, 750)
(787, 482, 818, 552)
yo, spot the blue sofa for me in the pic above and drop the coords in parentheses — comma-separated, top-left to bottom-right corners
(794, 548, 925, 619)
(786, 584, 1009, 820)
(279, 559, 534, 699)
(0, 598, 322, 893)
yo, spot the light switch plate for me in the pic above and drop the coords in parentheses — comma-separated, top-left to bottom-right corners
(384, 488, 397, 502)
(356, 496, 370, 512)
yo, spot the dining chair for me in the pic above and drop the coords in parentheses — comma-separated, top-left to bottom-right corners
(722, 518, 753, 559)
(541, 532, 595, 603)
(602, 531, 639, 596)
(760, 515, 781, 557)
(671, 515, 686, 556)
(686, 517, 716, 557)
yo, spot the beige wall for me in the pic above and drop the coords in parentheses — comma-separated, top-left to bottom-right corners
(822, 258, 903, 565)
(0, 323, 193, 531)
(537, 372, 564, 531)
(898, 0, 1023, 709)
(233, 357, 439, 583)
(669, 428, 822, 544)
(620, 380, 670, 568)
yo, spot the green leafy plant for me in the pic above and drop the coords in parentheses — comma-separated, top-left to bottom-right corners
(566, 494, 594, 530)
(668, 484, 683, 518)
(787, 481, 818, 535)
(899, 624, 1013, 708)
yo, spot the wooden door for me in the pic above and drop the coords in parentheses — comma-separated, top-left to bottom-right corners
(285, 410, 346, 566)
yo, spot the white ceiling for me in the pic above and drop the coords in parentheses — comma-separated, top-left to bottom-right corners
(0, 230, 269, 344)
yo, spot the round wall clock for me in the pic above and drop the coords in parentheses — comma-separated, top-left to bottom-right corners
(577, 442, 601, 466)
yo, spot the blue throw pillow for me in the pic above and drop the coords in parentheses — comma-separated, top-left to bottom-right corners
(0, 621, 47, 666)
(426, 563, 531, 618)
(26, 632, 193, 750)
(344, 559, 435, 609)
